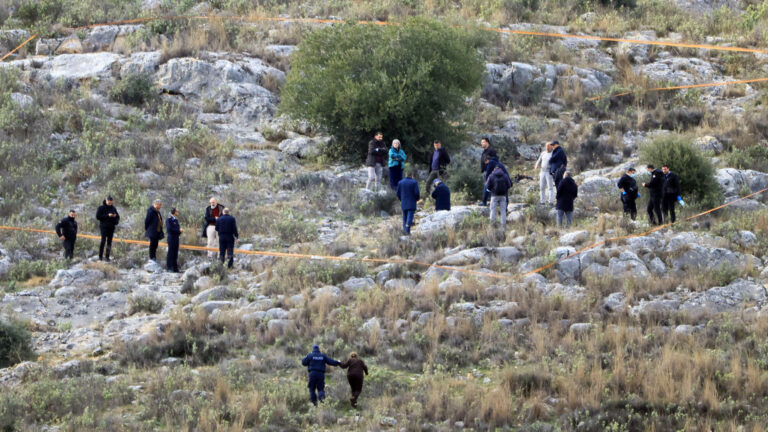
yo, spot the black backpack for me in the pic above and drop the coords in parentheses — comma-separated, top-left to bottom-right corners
(491, 172, 511, 196)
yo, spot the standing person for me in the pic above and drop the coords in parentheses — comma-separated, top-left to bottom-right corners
(548, 141, 567, 187)
(661, 164, 682, 224)
(617, 167, 639, 220)
(431, 179, 451, 211)
(339, 352, 369, 408)
(642, 164, 664, 225)
(388, 139, 407, 190)
(396, 171, 420, 235)
(556, 172, 578, 228)
(166, 208, 183, 273)
(55, 210, 78, 260)
(215, 208, 238, 268)
(534, 142, 555, 205)
(426, 140, 450, 195)
(301, 345, 341, 407)
(144, 200, 164, 261)
(366, 132, 387, 191)
(202, 198, 225, 259)
(95, 196, 120, 261)
(486, 166, 512, 231)
(478, 137, 496, 206)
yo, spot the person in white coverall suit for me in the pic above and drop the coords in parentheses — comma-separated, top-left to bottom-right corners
(534, 141, 555, 205)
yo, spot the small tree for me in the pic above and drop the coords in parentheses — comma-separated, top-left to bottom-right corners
(639, 134, 723, 208)
(280, 18, 487, 162)
(0, 320, 34, 367)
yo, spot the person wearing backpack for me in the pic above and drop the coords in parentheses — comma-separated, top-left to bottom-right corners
(486, 166, 512, 231)
(617, 167, 639, 220)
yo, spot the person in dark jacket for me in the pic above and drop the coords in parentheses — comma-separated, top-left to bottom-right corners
(548, 141, 567, 186)
(661, 164, 682, 224)
(617, 167, 639, 220)
(486, 166, 513, 230)
(642, 164, 664, 225)
(166, 208, 183, 273)
(202, 198, 225, 259)
(365, 132, 387, 191)
(479, 137, 496, 206)
(431, 179, 451, 211)
(555, 172, 578, 228)
(426, 140, 450, 195)
(215, 208, 238, 268)
(95, 196, 120, 261)
(55, 210, 78, 260)
(339, 352, 369, 408)
(144, 200, 164, 261)
(301, 345, 341, 406)
(396, 172, 420, 235)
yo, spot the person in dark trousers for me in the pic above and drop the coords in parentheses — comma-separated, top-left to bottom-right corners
(617, 167, 639, 220)
(486, 166, 513, 231)
(388, 139, 407, 190)
(661, 164, 682, 224)
(479, 137, 496, 206)
(144, 199, 164, 261)
(642, 164, 664, 225)
(426, 140, 450, 195)
(556, 171, 578, 228)
(366, 132, 387, 191)
(166, 208, 183, 273)
(301, 345, 341, 406)
(215, 207, 238, 268)
(548, 141, 567, 186)
(55, 210, 78, 260)
(95, 196, 120, 261)
(202, 197, 225, 259)
(396, 172, 420, 235)
(431, 179, 451, 211)
(339, 352, 369, 408)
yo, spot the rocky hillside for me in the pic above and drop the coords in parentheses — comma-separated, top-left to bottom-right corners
(1, 0, 768, 430)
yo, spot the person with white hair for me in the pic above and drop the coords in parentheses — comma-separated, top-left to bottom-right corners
(534, 142, 555, 205)
(388, 139, 407, 190)
(202, 197, 225, 259)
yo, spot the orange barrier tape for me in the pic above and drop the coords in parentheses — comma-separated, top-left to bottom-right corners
(588, 77, 768, 101)
(0, 33, 37, 62)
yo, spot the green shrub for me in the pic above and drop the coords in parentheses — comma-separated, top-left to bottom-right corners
(7, 259, 66, 283)
(128, 292, 164, 315)
(109, 73, 157, 107)
(273, 212, 318, 244)
(639, 134, 723, 208)
(727, 144, 768, 173)
(0, 320, 34, 367)
(447, 159, 484, 202)
(280, 18, 486, 162)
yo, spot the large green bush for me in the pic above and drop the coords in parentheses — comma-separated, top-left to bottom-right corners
(109, 73, 157, 107)
(0, 320, 34, 367)
(639, 134, 723, 208)
(280, 18, 486, 162)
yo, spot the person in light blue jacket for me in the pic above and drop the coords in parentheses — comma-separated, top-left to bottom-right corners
(388, 139, 407, 190)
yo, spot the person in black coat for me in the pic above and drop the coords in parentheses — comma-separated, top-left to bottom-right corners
(166, 208, 183, 273)
(617, 168, 639, 220)
(661, 164, 682, 223)
(431, 179, 451, 211)
(215, 208, 239, 268)
(548, 141, 567, 186)
(95, 196, 120, 261)
(426, 140, 451, 195)
(479, 137, 496, 206)
(486, 166, 513, 231)
(144, 199, 164, 261)
(642, 164, 664, 225)
(55, 210, 78, 260)
(396, 172, 420, 235)
(365, 132, 387, 191)
(202, 198, 225, 259)
(555, 172, 578, 228)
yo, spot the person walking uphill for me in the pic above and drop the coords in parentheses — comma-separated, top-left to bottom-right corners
(144, 200, 164, 261)
(642, 164, 664, 225)
(556, 172, 578, 228)
(339, 352, 369, 408)
(534, 142, 555, 205)
(166, 208, 183, 273)
(95, 196, 120, 261)
(301, 345, 341, 406)
(215, 208, 238, 268)
(426, 140, 450, 195)
(486, 166, 512, 231)
(396, 172, 420, 235)
(55, 210, 78, 260)
(617, 167, 639, 220)
(548, 141, 567, 187)
(366, 132, 387, 191)
(388, 139, 407, 190)
(202, 198, 225, 259)
(479, 137, 496, 206)
(661, 164, 682, 224)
